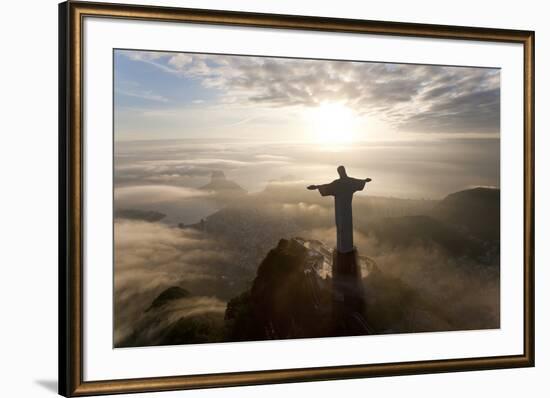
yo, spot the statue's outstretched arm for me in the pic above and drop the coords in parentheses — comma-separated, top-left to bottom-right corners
(308, 183, 334, 197)
(307, 183, 331, 190)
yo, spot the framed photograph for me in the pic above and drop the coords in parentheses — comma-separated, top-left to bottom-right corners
(59, 1, 534, 396)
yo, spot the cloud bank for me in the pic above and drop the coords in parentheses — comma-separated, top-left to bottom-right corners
(115, 138, 499, 201)
(114, 220, 242, 345)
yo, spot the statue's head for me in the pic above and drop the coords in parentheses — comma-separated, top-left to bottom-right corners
(337, 165, 347, 178)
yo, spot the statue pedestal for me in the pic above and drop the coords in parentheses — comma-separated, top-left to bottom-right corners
(331, 248, 371, 335)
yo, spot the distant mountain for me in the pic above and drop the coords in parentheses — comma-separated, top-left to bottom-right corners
(114, 208, 166, 222)
(200, 170, 246, 195)
(367, 215, 486, 259)
(432, 187, 500, 241)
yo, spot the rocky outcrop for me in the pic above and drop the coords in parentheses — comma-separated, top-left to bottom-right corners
(224, 237, 466, 341)
(225, 238, 334, 341)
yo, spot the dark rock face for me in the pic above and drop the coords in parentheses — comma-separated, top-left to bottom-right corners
(121, 311, 225, 347)
(225, 239, 375, 341)
(224, 237, 490, 342)
(158, 314, 224, 346)
(225, 239, 333, 341)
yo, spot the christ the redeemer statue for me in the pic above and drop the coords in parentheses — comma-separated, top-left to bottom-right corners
(307, 166, 371, 253)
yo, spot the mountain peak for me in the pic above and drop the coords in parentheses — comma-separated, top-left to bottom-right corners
(200, 170, 246, 194)
(211, 170, 226, 181)
(443, 186, 499, 201)
(433, 187, 500, 241)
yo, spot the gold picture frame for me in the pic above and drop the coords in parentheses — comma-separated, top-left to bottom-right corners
(59, 1, 535, 396)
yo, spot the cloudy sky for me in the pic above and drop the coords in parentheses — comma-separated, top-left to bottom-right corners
(115, 50, 499, 141)
(114, 49, 500, 199)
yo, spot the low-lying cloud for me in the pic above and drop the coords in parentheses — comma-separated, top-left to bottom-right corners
(115, 185, 208, 206)
(114, 138, 499, 200)
(114, 220, 242, 345)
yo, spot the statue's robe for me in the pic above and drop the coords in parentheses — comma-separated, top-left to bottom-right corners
(317, 177, 366, 253)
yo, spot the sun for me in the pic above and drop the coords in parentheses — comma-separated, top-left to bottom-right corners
(306, 102, 357, 144)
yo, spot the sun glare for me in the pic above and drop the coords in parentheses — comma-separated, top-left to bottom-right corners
(306, 102, 357, 144)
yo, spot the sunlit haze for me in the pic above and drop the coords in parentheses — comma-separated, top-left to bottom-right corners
(114, 50, 500, 199)
(113, 49, 502, 348)
(305, 102, 358, 144)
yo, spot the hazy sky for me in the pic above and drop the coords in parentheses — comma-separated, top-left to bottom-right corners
(114, 50, 500, 142)
(114, 49, 500, 199)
